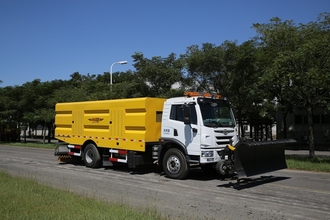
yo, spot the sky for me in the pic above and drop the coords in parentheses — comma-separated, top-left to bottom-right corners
(1, 0, 329, 87)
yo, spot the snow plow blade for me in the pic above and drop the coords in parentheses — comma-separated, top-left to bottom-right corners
(234, 139, 296, 178)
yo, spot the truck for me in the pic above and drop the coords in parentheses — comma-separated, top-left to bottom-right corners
(54, 92, 294, 179)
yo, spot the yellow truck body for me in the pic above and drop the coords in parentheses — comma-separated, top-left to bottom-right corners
(55, 97, 166, 152)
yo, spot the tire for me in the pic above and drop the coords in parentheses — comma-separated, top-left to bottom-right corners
(162, 148, 189, 179)
(216, 160, 228, 176)
(83, 143, 101, 168)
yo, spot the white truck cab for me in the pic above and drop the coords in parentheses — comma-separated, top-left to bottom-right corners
(157, 92, 239, 179)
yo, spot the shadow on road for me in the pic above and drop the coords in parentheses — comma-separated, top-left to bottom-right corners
(217, 175, 291, 190)
(57, 161, 289, 184)
(185, 167, 222, 181)
(58, 161, 222, 181)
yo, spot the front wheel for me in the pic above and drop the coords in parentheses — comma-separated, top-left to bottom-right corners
(216, 160, 229, 176)
(162, 148, 189, 179)
(83, 143, 101, 168)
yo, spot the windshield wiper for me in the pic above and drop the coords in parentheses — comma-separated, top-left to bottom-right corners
(204, 121, 222, 128)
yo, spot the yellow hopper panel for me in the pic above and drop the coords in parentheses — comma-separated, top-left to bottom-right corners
(55, 97, 166, 152)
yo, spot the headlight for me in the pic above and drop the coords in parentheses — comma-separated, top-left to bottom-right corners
(201, 151, 214, 157)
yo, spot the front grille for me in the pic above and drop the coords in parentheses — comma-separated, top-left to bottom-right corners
(214, 129, 234, 146)
(215, 136, 232, 145)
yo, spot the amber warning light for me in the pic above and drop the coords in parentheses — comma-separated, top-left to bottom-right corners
(184, 92, 221, 99)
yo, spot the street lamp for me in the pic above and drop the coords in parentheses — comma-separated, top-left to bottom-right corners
(110, 60, 128, 91)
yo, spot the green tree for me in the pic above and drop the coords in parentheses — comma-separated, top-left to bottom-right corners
(183, 41, 266, 138)
(183, 43, 225, 93)
(254, 13, 330, 158)
(0, 86, 25, 124)
(253, 17, 298, 140)
(221, 40, 264, 138)
(0, 85, 27, 141)
(21, 80, 56, 143)
(110, 70, 149, 98)
(132, 52, 184, 97)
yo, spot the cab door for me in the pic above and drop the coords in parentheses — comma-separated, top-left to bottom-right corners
(164, 104, 201, 155)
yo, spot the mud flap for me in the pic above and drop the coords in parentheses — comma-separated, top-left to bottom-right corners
(234, 139, 296, 178)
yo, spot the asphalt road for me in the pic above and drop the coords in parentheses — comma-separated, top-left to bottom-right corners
(0, 145, 330, 219)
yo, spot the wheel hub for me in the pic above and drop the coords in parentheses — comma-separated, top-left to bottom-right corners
(167, 156, 181, 174)
(86, 150, 93, 163)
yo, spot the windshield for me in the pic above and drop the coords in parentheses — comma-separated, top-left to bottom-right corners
(198, 98, 236, 128)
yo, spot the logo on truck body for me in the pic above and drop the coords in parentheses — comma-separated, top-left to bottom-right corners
(88, 118, 104, 123)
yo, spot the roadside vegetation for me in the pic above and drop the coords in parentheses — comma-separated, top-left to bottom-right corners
(286, 155, 330, 173)
(0, 171, 163, 220)
(0, 141, 56, 149)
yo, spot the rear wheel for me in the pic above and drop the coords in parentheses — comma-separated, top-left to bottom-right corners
(163, 148, 189, 179)
(83, 143, 101, 168)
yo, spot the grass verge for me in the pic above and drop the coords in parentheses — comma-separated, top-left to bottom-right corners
(286, 155, 330, 173)
(0, 141, 56, 149)
(0, 171, 162, 220)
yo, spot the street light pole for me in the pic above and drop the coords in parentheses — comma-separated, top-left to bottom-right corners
(110, 60, 128, 91)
